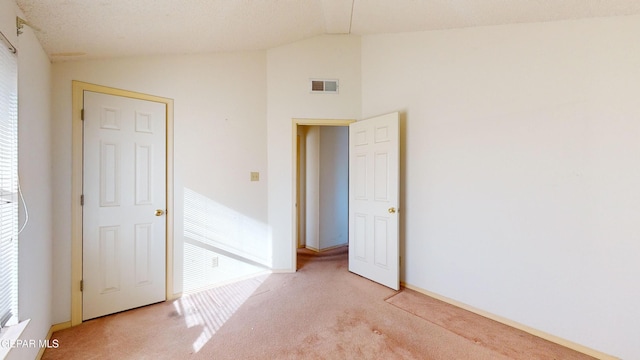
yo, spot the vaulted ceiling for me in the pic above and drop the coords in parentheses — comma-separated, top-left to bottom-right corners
(16, 0, 640, 62)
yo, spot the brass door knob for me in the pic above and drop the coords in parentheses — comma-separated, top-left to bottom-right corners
(388, 207, 396, 214)
(155, 209, 165, 216)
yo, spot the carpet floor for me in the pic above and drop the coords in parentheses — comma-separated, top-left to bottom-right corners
(42, 246, 596, 359)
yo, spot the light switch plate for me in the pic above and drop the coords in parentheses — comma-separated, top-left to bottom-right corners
(250, 172, 259, 181)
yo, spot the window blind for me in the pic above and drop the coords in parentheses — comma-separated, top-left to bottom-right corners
(0, 32, 18, 330)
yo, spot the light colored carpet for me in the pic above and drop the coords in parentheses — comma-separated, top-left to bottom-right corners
(42, 246, 595, 359)
(386, 289, 595, 360)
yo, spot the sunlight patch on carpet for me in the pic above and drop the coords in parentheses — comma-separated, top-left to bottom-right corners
(173, 273, 270, 353)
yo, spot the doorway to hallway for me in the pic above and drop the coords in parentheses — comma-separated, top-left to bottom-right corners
(296, 124, 349, 256)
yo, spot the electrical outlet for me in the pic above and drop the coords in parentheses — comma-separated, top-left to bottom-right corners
(250, 172, 259, 181)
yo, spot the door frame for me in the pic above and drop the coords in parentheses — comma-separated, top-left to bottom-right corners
(70, 81, 175, 326)
(291, 118, 355, 270)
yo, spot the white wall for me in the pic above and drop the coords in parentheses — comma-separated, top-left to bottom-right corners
(296, 126, 307, 248)
(51, 52, 268, 323)
(267, 35, 361, 269)
(303, 125, 349, 251)
(361, 15, 640, 359)
(318, 126, 348, 249)
(1, 0, 53, 359)
(304, 126, 320, 250)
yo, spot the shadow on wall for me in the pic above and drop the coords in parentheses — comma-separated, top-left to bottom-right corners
(183, 187, 270, 293)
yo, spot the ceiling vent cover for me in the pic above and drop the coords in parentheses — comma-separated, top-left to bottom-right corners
(310, 79, 339, 94)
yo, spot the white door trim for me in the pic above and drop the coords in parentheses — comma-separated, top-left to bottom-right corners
(291, 118, 355, 271)
(71, 81, 175, 326)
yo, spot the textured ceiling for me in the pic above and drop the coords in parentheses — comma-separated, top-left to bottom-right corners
(15, 0, 640, 62)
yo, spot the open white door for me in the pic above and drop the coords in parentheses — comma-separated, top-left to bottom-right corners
(82, 91, 167, 320)
(348, 112, 400, 290)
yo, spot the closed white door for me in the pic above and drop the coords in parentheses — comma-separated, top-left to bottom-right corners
(82, 91, 167, 320)
(348, 112, 400, 290)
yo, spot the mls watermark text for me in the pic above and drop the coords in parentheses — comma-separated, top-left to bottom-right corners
(1, 339, 59, 349)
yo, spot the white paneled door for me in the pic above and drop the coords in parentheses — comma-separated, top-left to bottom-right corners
(348, 112, 400, 290)
(82, 91, 167, 320)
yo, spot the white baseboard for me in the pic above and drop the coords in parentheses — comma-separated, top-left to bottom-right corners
(270, 269, 296, 274)
(304, 244, 347, 253)
(401, 282, 618, 360)
(36, 321, 71, 360)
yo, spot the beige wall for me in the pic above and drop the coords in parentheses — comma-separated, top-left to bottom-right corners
(51, 52, 268, 323)
(266, 35, 361, 269)
(227, 24, 639, 357)
(361, 15, 640, 359)
(1, 0, 53, 359)
(11, 5, 639, 358)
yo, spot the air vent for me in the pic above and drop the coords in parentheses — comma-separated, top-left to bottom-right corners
(310, 79, 339, 94)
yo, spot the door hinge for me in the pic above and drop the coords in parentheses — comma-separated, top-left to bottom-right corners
(81, 108, 84, 121)
(80, 194, 84, 206)
(80, 280, 83, 292)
